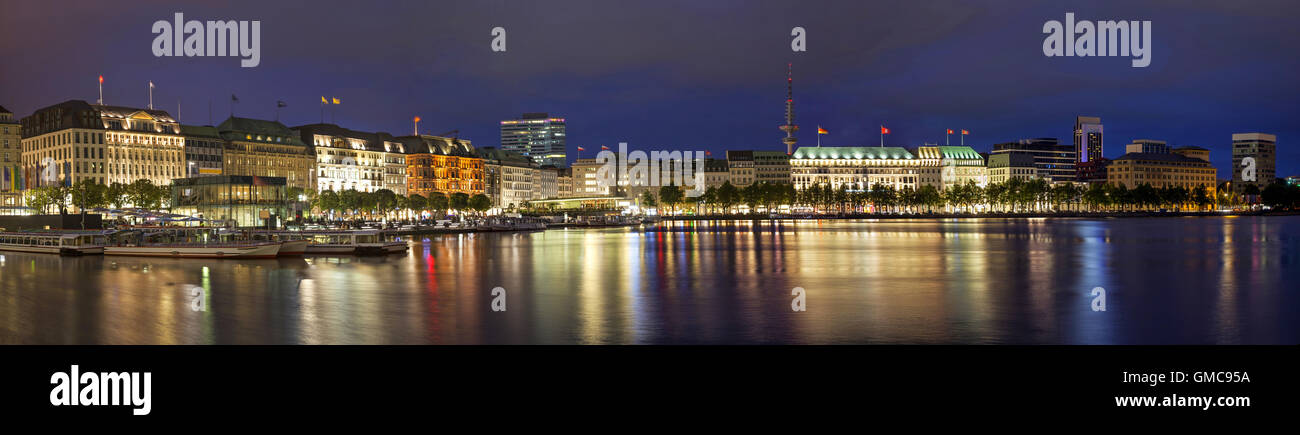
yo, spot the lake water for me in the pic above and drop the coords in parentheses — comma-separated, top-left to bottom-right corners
(1, 217, 1297, 344)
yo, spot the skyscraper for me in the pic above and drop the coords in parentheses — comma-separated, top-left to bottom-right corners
(500, 113, 566, 167)
(1074, 116, 1103, 164)
(1231, 132, 1277, 195)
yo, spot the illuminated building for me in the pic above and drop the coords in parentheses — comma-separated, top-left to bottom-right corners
(170, 175, 291, 227)
(791, 145, 985, 191)
(500, 113, 566, 167)
(477, 147, 536, 209)
(217, 117, 314, 190)
(726, 150, 790, 186)
(396, 134, 483, 198)
(1126, 139, 1170, 154)
(21, 100, 185, 190)
(0, 105, 21, 214)
(1107, 145, 1216, 195)
(1231, 133, 1276, 195)
(990, 138, 1076, 182)
(703, 158, 730, 189)
(294, 123, 406, 194)
(1076, 158, 1112, 184)
(725, 150, 755, 186)
(1074, 116, 1103, 164)
(532, 166, 559, 200)
(180, 125, 224, 177)
(987, 152, 1038, 184)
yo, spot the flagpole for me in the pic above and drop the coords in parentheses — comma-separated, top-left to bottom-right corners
(148, 82, 154, 110)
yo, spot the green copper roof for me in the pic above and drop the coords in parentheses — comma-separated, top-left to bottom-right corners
(792, 146, 914, 160)
(938, 146, 982, 160)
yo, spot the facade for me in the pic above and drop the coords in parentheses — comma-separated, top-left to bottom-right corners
(0, 105, 21, 213)
(1074, 116, 1103, 164)
(791, 145, 985, 192)
(987, 152, 1038, 184)
(1076, 158, 1112, 184)
(294, 124, 406, 194)
(1231, 133, 1276, 195)
(218, 117, 315, 190)
(990, 138, 1076, 182)
(1126, 139, 1171, 155)
(703, 158, 730, 190)
(726, 150, 755, 186)
(397, 134, 483, 199)
(181, 125, 224, 177)
(500, 113, 566, 167)
(754, 151, 791, 184)
(571, 158, 612, 196)
(170, 175, 290, 227)
(21, 100, 184, 190)
(1107, 146, 1216, 195)
(916, 146, 987, 189)
(477, 147, 536, 209)
(556, 167, 575, 198)
(532, 167, 559, 200)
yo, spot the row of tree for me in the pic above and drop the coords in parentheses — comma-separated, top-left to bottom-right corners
(640, 178, 1231, 215)
(23, 179, 170, 215)
(311, 188, 492, 218)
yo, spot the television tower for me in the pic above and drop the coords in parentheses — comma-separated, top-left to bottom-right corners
(779, 63, 799, 155)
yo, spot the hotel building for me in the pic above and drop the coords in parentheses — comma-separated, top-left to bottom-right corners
(987, 152, 1038, 184)
(1, 105, 21, 213)
(21, 100, 185, 190)
(1231, 133, 1276, 195)
(500, 113, 566, 167)
(217, 117, 315, 190)
(725, 150, 755, 186)
(180, 125, 224, 177)
(396, 134, 483, 199)
(1107, 145, 1216, 195)
(791, 145, 985, 192)
(294, 124, 406, 194)
(571, 158, 612, 196)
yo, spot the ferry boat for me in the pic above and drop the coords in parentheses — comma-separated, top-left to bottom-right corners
(103, 227, 282, 259)
(0, 231, 107, 256)
(242, 230, 311, 256)
(303, 230, 407, 255)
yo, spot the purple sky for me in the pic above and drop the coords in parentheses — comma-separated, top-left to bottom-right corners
(2, 0, 1296, 176)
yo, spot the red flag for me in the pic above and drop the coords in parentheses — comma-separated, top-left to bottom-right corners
(600, 145, 610, 150)
(817, 126, 828, 135)
(577, 146, 585, 151)
(961, 129, 970, 135)
(946, 129, 953, 135)
(98, 75, 103, 84)
(705, 150, 712, 156)
(880, 126, 890, 135)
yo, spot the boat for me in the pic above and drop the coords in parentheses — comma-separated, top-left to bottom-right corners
(243, 230, 311, 256)
(0, 231, 107, 256)
(103, 227, 282, 259)
(303, 230, 407, 255)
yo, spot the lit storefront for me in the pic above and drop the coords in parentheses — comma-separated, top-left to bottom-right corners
(170, 175, 291, 228)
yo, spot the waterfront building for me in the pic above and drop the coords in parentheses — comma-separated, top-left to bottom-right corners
(990, 138, 1076, 182)
(1076, 158, 1112, 184)
(1231, 133, 1276, 195)
(217, 117, 314, 190)
(571, 158, 612, 196)
(726, 150, 756, 186)
(754, 151, 791, 184)
(180, 125, 224, 177)
(500, 113, 566, 167)
(791, 145, 985, 192)
(556, 167, 576, 198)
(21, 100, 185, 190)
(915, 146, 987, 189)
(396, 134, 483, 199)
(170, 175, 291, 227)
(1074, 116, 1103, 164)
(703, 158, 730, 190)
(532, 166, 559, 200)
(477, 147, 536, 209)
(0, 105, 22, 214)
(1107, 145, 1216, 194)
(987, 152, 1038, 184)
(294, 123, 406, 194)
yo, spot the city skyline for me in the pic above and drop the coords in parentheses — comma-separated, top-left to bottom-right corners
(1, 1, 1296, 176)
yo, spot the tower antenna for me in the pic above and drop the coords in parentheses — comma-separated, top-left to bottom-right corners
(779, 63, 799, 155)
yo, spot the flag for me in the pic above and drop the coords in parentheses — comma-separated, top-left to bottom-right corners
(149, 81, 155, 89)
(231, 94, 239, 102)
(277, 101, 287, 108)
(705, 150, 712, 156)
(98, 75, 104, 84)
(880, 126, 890, 134)
(321, 96, 328, 105)
(413, 116, 421, 123)
(946, 129, 953, 134)
(961, 129, 969, 135)
(576, 146, 585, 151)
(817, 126, 828, 135)
(332, 97, 340, 105)
(600, 145, 609, 150)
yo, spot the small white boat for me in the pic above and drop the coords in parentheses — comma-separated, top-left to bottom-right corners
(0, 232, 106, 256)
(103, 227, 282, 259)
(243, 230, 311, 256)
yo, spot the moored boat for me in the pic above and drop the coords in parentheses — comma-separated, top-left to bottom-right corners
(103, 227, 282, 259)
(303, 230, 407, 255)
(0, 231, 107, 256)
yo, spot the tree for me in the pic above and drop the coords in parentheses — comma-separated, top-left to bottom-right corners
(716, 182, 738, 214)
(338, 189, 363, 216)
(106, 182, 131, 209)
(23, 187, 55, 215)
(71, 179, 108, 229)
(659, 185, 684, 215)
(700, 187, 717, 215)
(469, 194, 492, 213)
(127, 179, 159, 210)
(406, 194, 428, 217)
(639, 190, 658, 210)
(315, 190, 340, 217)
(427, 192, 449, 215)
(372, 189, 398, 218)
(449, 192, 470, 212)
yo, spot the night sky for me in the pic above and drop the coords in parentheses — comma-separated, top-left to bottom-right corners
(2, 0, 1296, 176)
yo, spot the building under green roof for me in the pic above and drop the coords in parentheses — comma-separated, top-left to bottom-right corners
(792, 146, 914, 160)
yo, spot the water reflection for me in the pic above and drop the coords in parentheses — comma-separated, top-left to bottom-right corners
(1, 217, 1296, 344)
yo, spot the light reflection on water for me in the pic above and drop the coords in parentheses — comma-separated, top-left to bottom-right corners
(0, 217, 1296, 344)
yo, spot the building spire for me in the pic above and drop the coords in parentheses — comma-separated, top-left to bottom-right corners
(779, 63, 799, 155)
